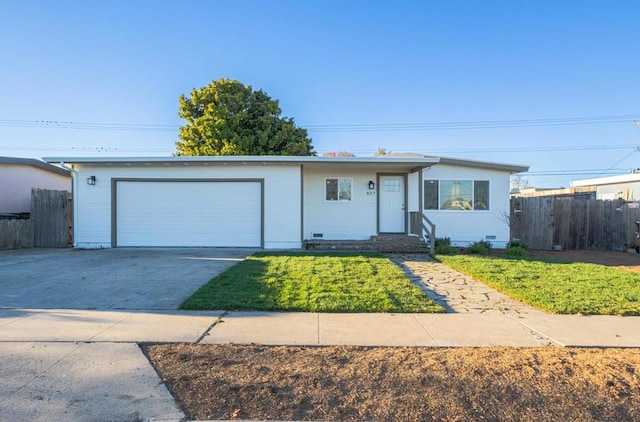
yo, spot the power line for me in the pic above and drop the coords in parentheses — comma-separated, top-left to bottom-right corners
(0, 119, 178, 132)
(3, 142, 639, 155)
(305, 114, 640, 132)
(523, 170, 632, 176)
(595, 148, 639, 178)
(0, 113, 638, 133)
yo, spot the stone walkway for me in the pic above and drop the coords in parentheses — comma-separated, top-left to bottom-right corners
(388, 254, 543, 315)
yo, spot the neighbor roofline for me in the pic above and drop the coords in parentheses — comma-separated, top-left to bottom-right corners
(1, 156, 71, 177)
(571, 173, 640, 187)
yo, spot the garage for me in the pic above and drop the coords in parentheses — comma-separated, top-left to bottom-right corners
(114, 179, 263, 247)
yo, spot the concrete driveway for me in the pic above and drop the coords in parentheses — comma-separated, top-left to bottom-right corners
(0, 248, 254, 309)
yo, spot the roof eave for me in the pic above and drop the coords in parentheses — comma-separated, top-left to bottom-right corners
(1, 156, 71, 177)
(43, 155, 441, 166)
(437, 157, 529, 173)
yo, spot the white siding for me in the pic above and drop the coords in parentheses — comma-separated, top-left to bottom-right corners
(303, 167, 378, 240)
(418, 164, 511, 248)
(73, 163, 301, 249)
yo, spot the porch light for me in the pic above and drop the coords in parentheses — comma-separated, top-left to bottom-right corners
(87, 176, 96, 186)
(368, 180, 375, 190)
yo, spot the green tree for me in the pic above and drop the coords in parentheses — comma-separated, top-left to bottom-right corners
(176, 78, 315, 156)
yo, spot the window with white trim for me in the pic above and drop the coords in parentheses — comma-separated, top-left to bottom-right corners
(325, 178, 352, 201)
(423, 179, 489, 210)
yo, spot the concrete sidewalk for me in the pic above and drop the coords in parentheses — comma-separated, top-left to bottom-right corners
(1, 308, 640, 421)
(203, 310, 640, 348)
(0, 342, 183, 421)
(0, 308, 223, 342)
(2, 307, 639, 347)
(0, 309, 225, 421)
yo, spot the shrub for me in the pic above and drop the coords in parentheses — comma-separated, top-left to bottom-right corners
(508, 240, 528, 250)
(434, 237, 457, 255)
(467, 240, 492, 255)
(505, 245, 528, 256)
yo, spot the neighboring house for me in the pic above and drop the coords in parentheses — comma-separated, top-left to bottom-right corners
(44, 155, 527, 249)
(0, 157, 71, 214)
(511, 186, 596, 199)
(571, 173, 640, 201)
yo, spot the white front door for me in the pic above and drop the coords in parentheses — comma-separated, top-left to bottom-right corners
(379, 175, 405, 233)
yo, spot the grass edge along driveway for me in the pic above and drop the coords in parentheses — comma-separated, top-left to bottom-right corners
(180, 251, 444, 313)
(436, 254, 640, 315)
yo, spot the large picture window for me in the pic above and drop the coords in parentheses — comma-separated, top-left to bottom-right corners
(325, 178, 352, 201)
(423, 179, 489, 211)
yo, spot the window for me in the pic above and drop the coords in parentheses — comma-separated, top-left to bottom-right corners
(423, 179, 489, 211)
(474, 181, 489, 210)
(440, 180, 473, 210)
(424, 180, 438, 209)
(325, 178, 352, 201)
(383, 179, 400, 192)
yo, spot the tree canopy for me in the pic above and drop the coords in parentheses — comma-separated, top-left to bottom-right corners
(176, 78, 315, 156)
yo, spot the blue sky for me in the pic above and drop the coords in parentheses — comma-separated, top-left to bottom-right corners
(0, 1, 638, 187)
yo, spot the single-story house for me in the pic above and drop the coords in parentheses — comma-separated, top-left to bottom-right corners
(0, 156, 72, 214)
(44, 155, 528, 249)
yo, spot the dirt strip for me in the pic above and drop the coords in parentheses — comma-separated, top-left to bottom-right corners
(145, 344, 640, 422)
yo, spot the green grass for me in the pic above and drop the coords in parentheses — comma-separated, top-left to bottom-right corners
(180, 251, 444, 313)
(436, 254, 640, 315)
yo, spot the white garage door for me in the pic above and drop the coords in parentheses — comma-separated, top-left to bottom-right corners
(116, 181, 262, 247)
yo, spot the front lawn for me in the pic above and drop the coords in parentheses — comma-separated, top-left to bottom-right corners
(436, 255, 640, 315)
(180, 252, 444, 313)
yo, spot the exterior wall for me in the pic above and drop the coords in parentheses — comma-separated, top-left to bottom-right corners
(72, 163, 301, 249)
(0, 165, 71, 213)
(303, 167, 378, 240)
(595, 182, 640, 201)
(419, 164, 512, 248)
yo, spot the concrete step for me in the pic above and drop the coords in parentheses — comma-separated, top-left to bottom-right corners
(304, 234, 429, 253)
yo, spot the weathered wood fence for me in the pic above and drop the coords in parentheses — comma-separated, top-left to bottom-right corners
(0, 216, 33, 249)
(510, 196, 640, 251)
(0, 188, 71, 250)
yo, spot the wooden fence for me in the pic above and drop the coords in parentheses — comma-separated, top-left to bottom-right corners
(0, 217, 34, 249)
(0, 188, 71, 250)
(510, 196, 640, 251)
(32, 188, 72, 248)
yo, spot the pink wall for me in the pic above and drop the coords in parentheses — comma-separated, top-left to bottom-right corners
(0, 165, 71, 213)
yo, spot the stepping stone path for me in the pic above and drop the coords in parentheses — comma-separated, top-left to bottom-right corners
(389, 254, 544, 315)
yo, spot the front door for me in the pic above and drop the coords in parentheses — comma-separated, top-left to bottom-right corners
(379, 175, 405, 233)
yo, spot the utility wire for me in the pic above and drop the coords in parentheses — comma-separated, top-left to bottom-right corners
(595, 148, 639, 178)
(0, 113, 638, 133)
(3, 143, 638, 155)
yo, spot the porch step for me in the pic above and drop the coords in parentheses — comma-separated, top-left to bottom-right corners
(303, 234, 429, 253)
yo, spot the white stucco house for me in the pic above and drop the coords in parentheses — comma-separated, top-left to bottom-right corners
(44, 155, 527, 249)
(0, 157, 71, 214)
